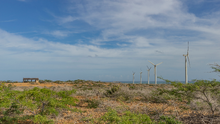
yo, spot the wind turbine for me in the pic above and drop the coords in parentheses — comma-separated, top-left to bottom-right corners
(148, 61, 163, 84)
(147, 66, 151, 84)
(140, 69, 142, 84)
(132, 72, 135, 84)
(183, 42, 190, 84)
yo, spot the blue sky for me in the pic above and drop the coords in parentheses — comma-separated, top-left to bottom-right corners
(0, 0, 220, 82)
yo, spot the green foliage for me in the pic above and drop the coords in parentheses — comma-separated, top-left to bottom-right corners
(93, 83, 105, 87)
(74, 79, 85, 84)
(33, 114, 53, 124)
(65, 80, 74, 82)
(95, 108, 153, 124)
(105, 85, 120, 96)
(94, 108, 182, 124)
(210, 63, 220, 73)
(44, 79, 52, 82)
(0, 83, 78, 123)
(54, 80, 63, 84)
(84, 99, 100, 108)
(157, 77, 220, 114)
(128, 84, 137, 90)
(144, 90, 170, 103)
(158, 116, 182, 124)
(6, 80, 14, 83)
(39, 80, 45, 83)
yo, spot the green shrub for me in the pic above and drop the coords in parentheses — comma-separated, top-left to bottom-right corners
(44, 79, 52, 82)
(65, 80, 74, 83)
(39, 80, 45, 83)
(0, 83, 78, 123)
(104, 85, 120, 96)
(94, 108, 182, 124)
(95, 108, 153, 124)
(158, 77, 220, 114)
(143, 90, 170, 103)
(54, 80, 63, 84)
(128, 84, 137, 90)
(85, 99, 100, 108)
(158, 116, 182, 124)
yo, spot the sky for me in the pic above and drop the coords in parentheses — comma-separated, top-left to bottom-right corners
(0, 0, 220, 82)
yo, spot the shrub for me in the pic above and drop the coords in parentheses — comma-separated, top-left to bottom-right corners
(65, 80, 74, 83)
(157, 77, 220, 114)
(39, 80, 45, 83)
(0, 83, 78, 123)
(158, 116, 182, 124)
(44, 79, 52, 82)
(104, 85, 120, 96)
(128, 84, 137, 90)
(54, 80, 63, 84)
(84, 99, 100, 108)
(95, 108, 153, 124)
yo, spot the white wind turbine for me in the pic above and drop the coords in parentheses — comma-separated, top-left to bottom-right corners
(147, 66, 151, 84)
(148, 61, 163, 84)
(183, 42, 191, 84)
(132, 72, 135, 84)
(140, 69, 143, 84)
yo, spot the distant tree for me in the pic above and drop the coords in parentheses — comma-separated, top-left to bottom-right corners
(210, 63, 220, 75)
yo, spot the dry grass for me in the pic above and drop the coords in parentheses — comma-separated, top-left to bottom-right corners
(5, 81, 220, 124)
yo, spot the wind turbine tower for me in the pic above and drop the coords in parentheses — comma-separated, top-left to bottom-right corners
(140, 69, 142, 84)
(132, 72, 135, 84)
(148, 61, 163, 84)
(147, 66, 151, 84)
(183, 42, 190, 84)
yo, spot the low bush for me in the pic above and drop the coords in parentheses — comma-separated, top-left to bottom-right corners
(84, 99, 100, 108)
(158, 116, 182, 124)
(54, 80, 63, 84)
(128, 84, 137, 90)
(94, 108, 153, 124)
(104, 85, 120, 96)
(94, 108, 181, 124)
(157, 77, 220, 114)
(0, 83, 79, 123)
(44, 79, 52, 82)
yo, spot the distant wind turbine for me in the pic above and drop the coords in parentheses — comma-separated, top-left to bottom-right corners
(140, 69, 142, 84)
(183, 42, 191, 84)
(132, 72, 135, 84)
(148, 61, 163, 84)
(147, 66, 151, 84)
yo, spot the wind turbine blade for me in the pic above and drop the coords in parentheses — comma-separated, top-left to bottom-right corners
(187, 41, 189, 55)
(147, 66, 150, 70)
(156, 62, 163, 66)
(148, 60, 155, 65)
(187, 56, 191, 68)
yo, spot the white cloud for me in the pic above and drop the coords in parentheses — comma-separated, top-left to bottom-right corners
(1, 0, 220, 81)
(130, 37, 151, 48)
(0, 28, 219, 81)
(45, 30, 69, 37)
(64, 0, 220, 44)
(58, 16, 79, 24)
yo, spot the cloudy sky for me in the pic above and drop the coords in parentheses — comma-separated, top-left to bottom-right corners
(0, 0, 220, 82)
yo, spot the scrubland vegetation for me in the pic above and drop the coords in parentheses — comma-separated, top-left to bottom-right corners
(0, 63, 220, 123)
